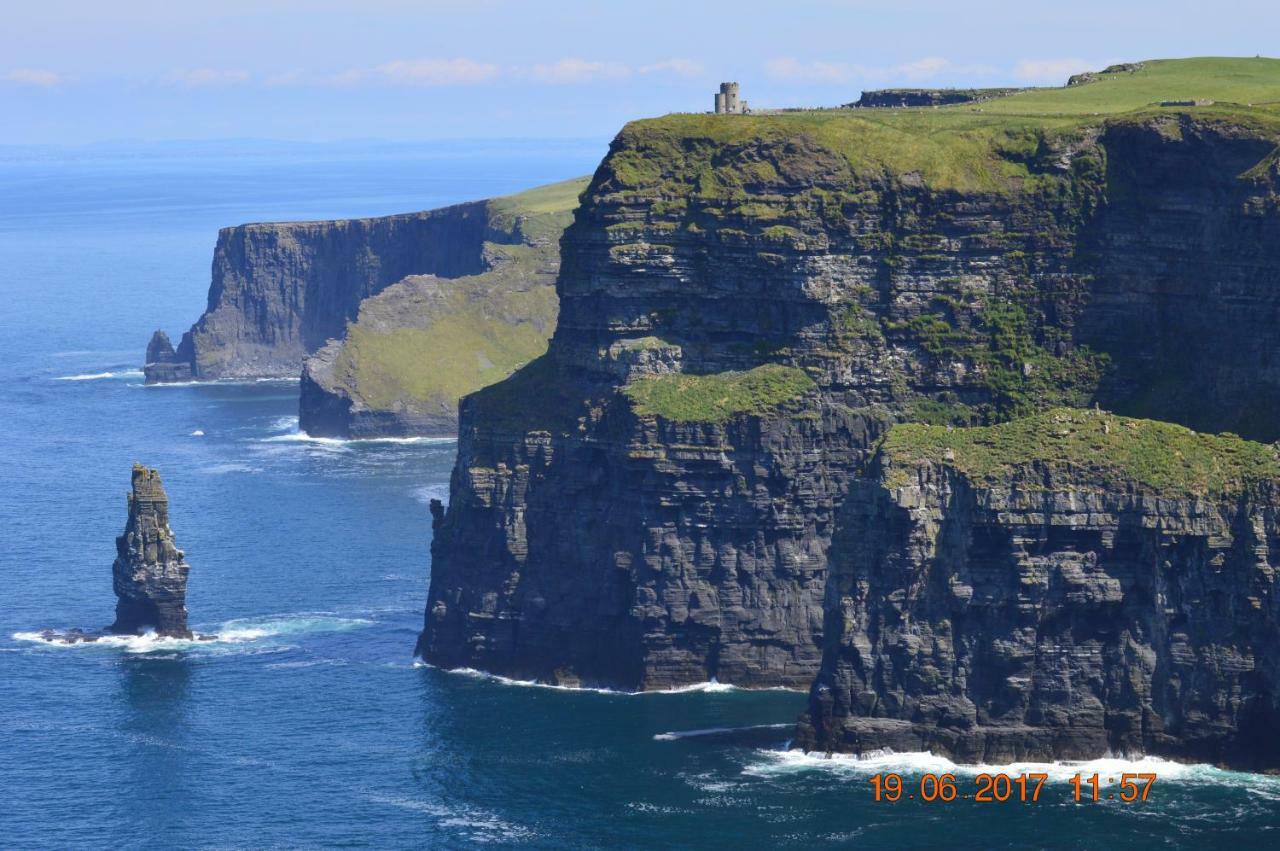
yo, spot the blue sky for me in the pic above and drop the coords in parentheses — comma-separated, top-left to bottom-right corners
(1, 0, 1273, 144)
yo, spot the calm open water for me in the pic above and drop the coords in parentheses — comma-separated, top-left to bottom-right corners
(1, 140, 1277, 849)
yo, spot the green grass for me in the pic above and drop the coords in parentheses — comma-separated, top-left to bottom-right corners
(334, 300, 553, 410)
(980, 57, 1280, 115)
(492, 176, 591, 215)
(623, 364, 815, 423)
(881, 407, 1280, 497)
(609, 58, 1280, 192)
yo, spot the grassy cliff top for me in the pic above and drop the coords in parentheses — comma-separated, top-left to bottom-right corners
(611, 58, 1280, 192)
(493, 176, 590, 215)
(881, 407, 1280, 498)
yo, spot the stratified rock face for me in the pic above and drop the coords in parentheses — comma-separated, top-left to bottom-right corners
(110, 465, 192, 639)
(149, 201, 494, 381)
(797, 416, 1280, 770)
(420, 103, 1280, 693)
(143, 330, 192, 384)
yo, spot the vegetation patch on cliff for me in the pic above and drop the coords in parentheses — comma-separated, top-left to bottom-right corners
(623, 364, 815, 423)
(882, 407, 1280, 497)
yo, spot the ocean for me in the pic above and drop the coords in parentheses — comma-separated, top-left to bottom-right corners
(1, 139, 1277, 849)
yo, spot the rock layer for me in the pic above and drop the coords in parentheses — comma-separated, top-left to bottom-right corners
(110, 464, 192, 638)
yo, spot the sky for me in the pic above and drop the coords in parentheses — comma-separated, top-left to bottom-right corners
(1, 0, 1275, 145)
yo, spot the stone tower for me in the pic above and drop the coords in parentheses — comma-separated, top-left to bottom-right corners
(715, 82, 744, 114)
(110, 464, 193, 638)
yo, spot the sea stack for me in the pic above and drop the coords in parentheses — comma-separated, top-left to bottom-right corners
(142, 330, 193, 384)
(110, 464, 192, 638)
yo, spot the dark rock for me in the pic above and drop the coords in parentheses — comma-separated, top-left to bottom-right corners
(142, 330, 192, 384)
(109, 464, 192, 639)
(847, 88, 1029, 108)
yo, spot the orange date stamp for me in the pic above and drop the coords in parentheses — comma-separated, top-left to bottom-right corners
(869, 772, 1157, 803)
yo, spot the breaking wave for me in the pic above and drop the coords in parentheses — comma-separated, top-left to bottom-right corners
(54, 369, 144, 381)
(13, 613, 373, 654)
(427, 666, 802, 696)
(743, 748, 1280, 790)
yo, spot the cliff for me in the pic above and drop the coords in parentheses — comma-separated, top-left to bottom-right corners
(146, 196, 505, 382)
(418, 57, 1280, 709)
(797, 410, 1280, 769)
(110, 464, 192, 639)
(298, 179, 582, 438)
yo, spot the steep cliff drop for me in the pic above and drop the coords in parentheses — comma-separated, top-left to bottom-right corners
(418, 58, 1280, 766)
(795, 410, 1280, 770)
(109, 464, 193, 639)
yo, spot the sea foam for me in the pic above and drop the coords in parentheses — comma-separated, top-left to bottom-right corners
(743, 747, 1280, 789)
(54, 369, 144, 381)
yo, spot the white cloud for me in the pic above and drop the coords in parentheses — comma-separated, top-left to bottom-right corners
(528, 58, 630, 84)
(1013, 58, 1097, 84)
(765, 57, 858, 83)
(638, 58, 704, 77)
(765, 56, 995, 86)
(894, 56, 951, 80)
(374, 57, 500, 85)
(166, 68, 252, 86)
(3, 68, 62, 87)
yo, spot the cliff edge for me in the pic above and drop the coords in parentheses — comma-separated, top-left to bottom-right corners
(419, 54, 1280, 739)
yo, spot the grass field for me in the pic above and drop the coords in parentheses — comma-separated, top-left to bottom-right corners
(615, 58, 1280, 192)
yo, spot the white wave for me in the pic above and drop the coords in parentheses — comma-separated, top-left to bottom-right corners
(144, 377, 300, 388)
(54, 369, 144, 381)
(429, 666, 802, 696)
(13, 613, 372, 654)
(264, 430, 456, 447)
(655, 723, 792, 741)
(191, 429, 205, 436)
(744, 747, 1280, 787)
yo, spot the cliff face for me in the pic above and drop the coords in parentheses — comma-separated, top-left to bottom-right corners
(110, 464, 192, 639)
(149, 201, 495, 381)
(797, 410, 1280, 769)
(419, 94, 1280, 696)
(298, 179, 583, 438)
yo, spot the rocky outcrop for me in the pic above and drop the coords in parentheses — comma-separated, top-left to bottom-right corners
(110, 464, 192, 638)
(298, 179, 581, 438)
(143, 330, 192, 384)
(797, 410, 1280, 770)
(419, 88, 1280, 698)
(848, 88, 1029, 108)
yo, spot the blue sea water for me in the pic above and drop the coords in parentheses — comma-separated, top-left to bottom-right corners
(1, 140, 1278, 849)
